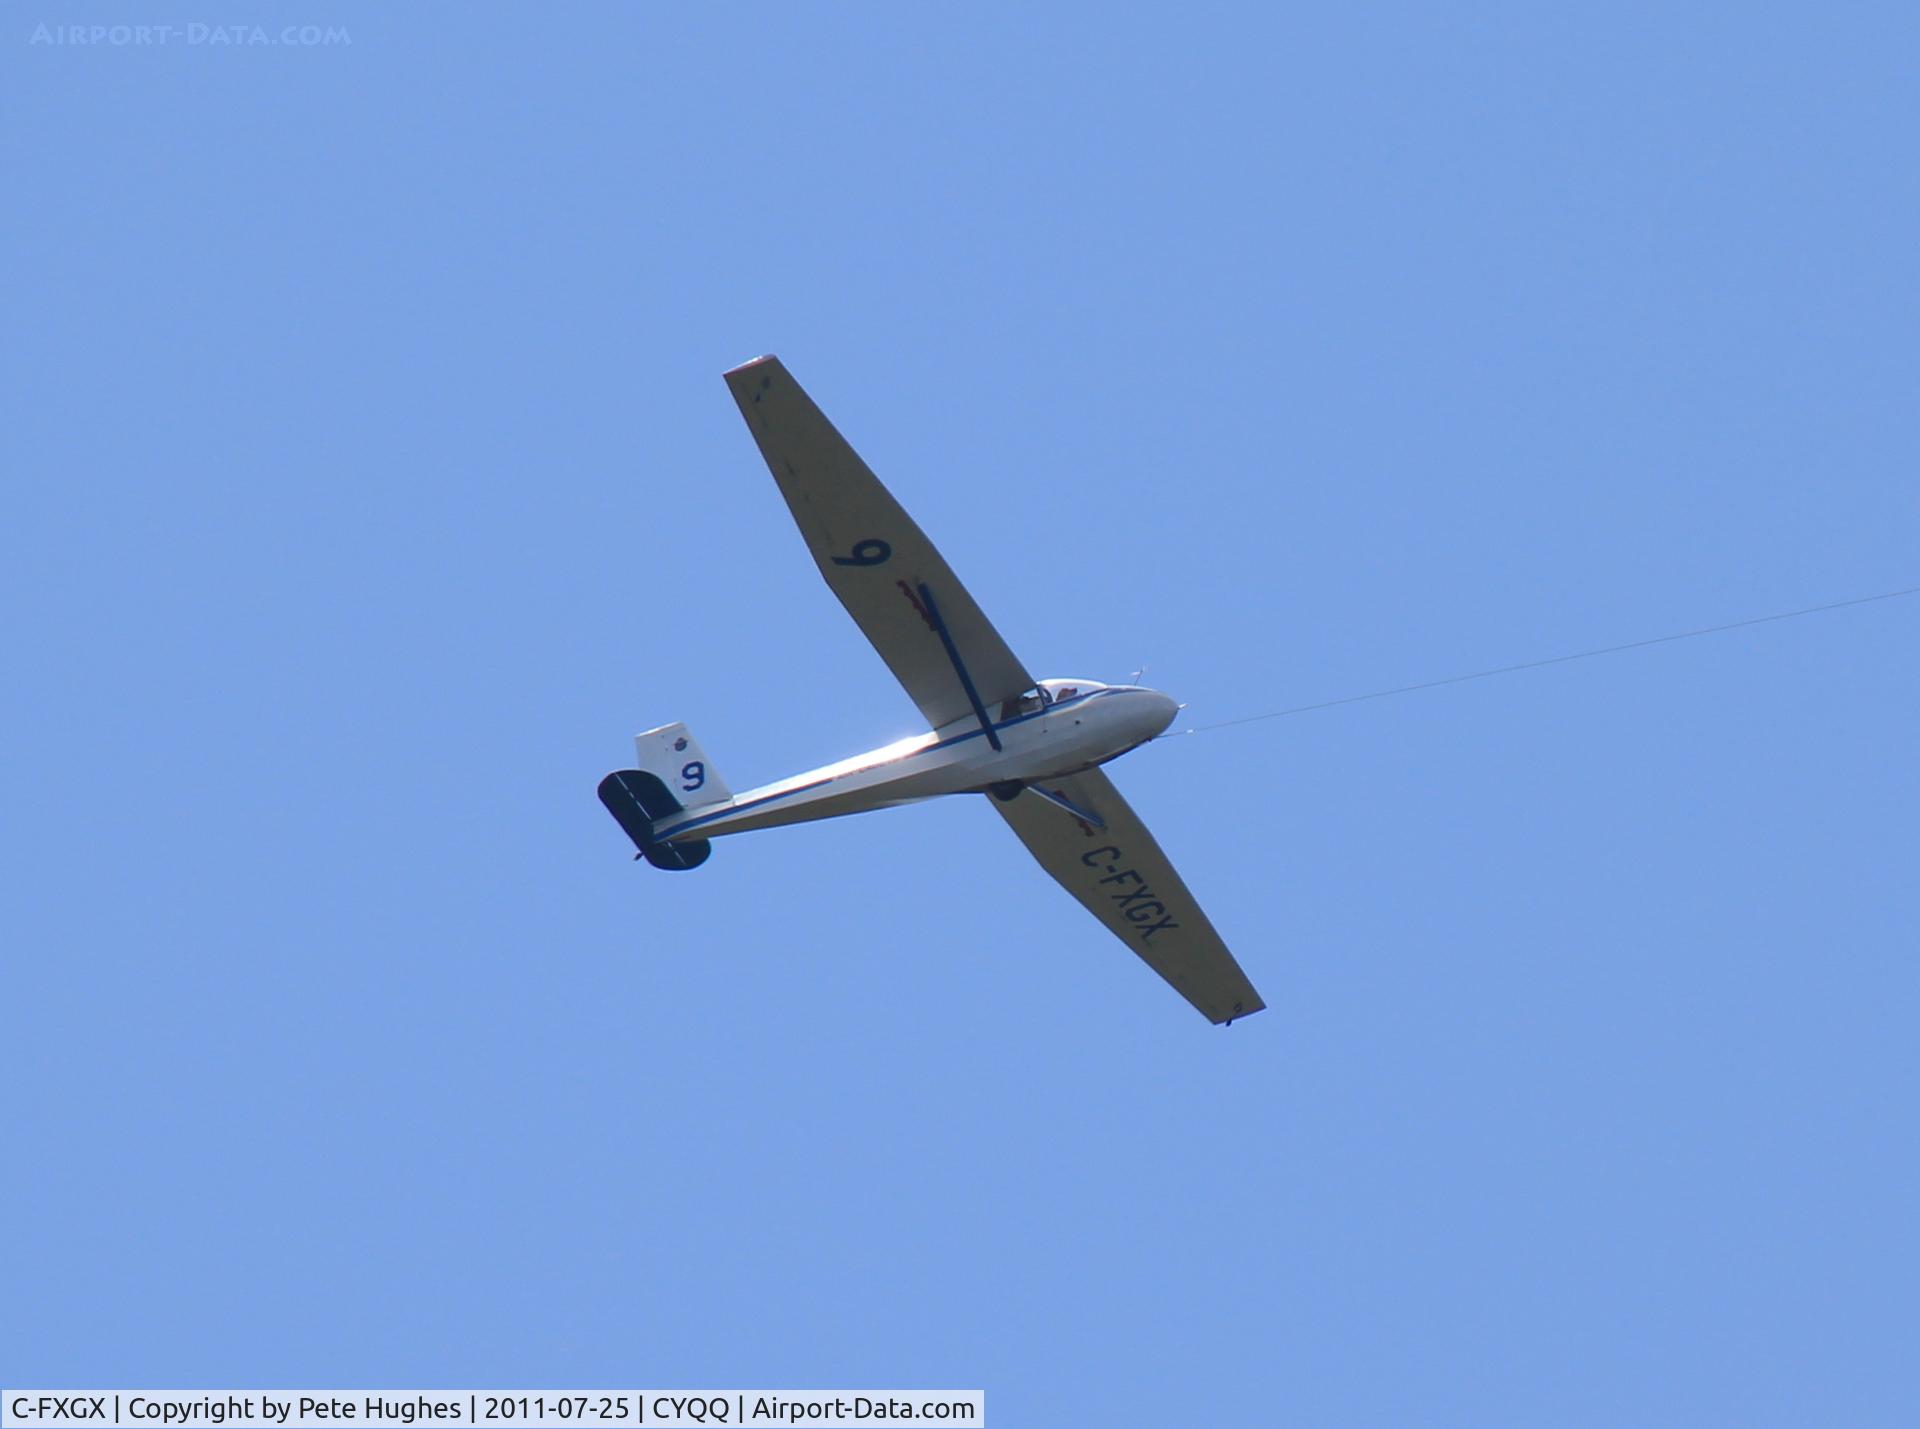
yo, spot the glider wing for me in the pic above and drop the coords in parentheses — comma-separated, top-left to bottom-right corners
(723, 356, 1033, 734)
(993, 769, 1266, 1024)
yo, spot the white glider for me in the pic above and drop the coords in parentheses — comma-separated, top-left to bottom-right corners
(599, 357, 1264, 1025)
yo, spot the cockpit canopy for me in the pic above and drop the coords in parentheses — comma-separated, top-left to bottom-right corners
(997, 679, 1108, 719)
(1039, 678, 1105, 702)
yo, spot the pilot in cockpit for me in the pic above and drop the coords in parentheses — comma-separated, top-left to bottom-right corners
(998, 687, 1050, 720)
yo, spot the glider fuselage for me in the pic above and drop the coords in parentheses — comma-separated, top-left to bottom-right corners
(649, 681, 1177, 844)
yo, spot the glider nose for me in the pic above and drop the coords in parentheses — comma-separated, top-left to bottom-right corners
(1139, 688, 1179, 737)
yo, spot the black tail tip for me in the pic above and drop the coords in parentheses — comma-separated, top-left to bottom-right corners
(642, 839, 711, 871)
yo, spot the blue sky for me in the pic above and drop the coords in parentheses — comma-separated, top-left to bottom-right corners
(4, 5, 1916, 1424)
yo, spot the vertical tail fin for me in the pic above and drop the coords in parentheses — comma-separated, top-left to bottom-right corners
(634, 722, 732, 811)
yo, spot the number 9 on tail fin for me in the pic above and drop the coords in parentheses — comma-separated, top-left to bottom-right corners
(634, 722, 732, 809)
(596, 723, 729, 871)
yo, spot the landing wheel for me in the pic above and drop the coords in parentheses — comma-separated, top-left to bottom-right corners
(989, 780, 1025, 802)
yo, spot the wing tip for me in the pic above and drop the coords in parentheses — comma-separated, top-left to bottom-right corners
(1212, 994, 1268, 1026)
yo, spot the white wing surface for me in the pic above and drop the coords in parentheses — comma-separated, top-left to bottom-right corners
(993, 769, 1266, 1024)
(724, 356, 1033, 732)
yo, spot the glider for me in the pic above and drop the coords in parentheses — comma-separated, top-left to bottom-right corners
(599, 357, 1264, 1025)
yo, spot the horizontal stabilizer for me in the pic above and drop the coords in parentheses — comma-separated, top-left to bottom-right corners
(597, 769, 713, 870)
(642, 838, 710, 870)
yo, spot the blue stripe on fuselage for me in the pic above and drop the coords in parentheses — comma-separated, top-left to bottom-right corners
(648, 688, 1113, 840)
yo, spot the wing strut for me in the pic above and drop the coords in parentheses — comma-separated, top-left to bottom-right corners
(916, 581, 1002, 751)
(1025, 783, 1108, 829)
